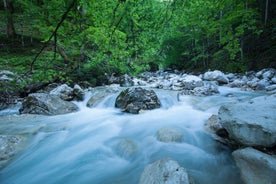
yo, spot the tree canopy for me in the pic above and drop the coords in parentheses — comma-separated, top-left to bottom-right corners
(1, 0, 275, 85)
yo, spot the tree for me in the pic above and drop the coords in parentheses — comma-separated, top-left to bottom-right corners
(3, 0, 16, 38)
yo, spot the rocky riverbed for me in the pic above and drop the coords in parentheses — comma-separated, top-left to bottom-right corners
(0, 68, 275, 184)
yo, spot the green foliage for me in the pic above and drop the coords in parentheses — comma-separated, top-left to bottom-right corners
(1, 0, 274, 85)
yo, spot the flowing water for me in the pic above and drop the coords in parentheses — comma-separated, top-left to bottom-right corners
(0, 87, 263, 184)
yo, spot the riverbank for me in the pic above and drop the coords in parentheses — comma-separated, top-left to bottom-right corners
(0, 68, 275, 184)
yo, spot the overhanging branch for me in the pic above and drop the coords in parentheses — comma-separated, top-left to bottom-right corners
(30, 0, 78, 72)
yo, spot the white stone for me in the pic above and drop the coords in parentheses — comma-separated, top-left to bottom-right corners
(266, 84, 276, 91)
(139, 158, 191, 184)
(233, 147, 276, 184)
(50, 84, 74, 101)
(203, 70, 229, 84)
(219, 95, 276, 147)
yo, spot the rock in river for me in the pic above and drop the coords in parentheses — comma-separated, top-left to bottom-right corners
(0, 135, 26, 170)
(156, 128, 183, 143)
(218, 95, 276, 147)
(139, 158, 192, 184)
(115, 87, 161, 114)
(233, 147, 276, 184)
(20, 93, 79, 115)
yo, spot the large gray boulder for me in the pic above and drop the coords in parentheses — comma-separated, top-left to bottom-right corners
(139, 158, 192, 184)
(203, 70, 229, 84)
(20, 93, 79, 115)
(115, 87, 161, 114)
(232, 147, 276, 184)
(218, 95, 276, 147)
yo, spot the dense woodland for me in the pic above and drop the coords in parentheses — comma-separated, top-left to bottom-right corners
(1, 0, 275, 86)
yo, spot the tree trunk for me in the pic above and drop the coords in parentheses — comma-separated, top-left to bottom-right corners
(265, 0, 269, 25)
(3, 0, 16, 38)
(219, 10, 223, 43)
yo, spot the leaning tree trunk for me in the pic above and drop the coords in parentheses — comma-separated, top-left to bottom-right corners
(3, 0, 16, 39)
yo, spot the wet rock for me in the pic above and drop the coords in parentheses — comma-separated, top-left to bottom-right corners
(255, 79, 270, 90)
(108, 74, 134, 87)
(50, 84, 75, 101)
(266, 84, 276, 91)
(205, 115, 223, 134)
(203, 70, 229, 84)
(115, 87, 161, 114)
(73, 84, 85, 101)
(256, 68, 275, 80)
(0, 70, 20, 110)
(179, 82, 219, 97)
(233, 147, 276, 184)
(49, 84, 85, 101)
(139, 158, 192, 184)
(115, 138, 138, 160)
(179, 75, 204, 90)
(0, 70, 15, 82)
(156, 128, 183, 143)
(20, 93, 79, 115)
(87, 86, 119, 108)
(0, 135, 26, 170)
(218, 95, 276, 147)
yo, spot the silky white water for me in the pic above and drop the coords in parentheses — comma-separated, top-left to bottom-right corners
(0, 87, 262, 184)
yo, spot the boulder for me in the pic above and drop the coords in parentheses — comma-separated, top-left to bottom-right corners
(0, 135, 25, 170)
(73, 84, 85, 101)
(232, 147, 276, 184)
(179, 75, 204, 90)
(0, 70, 15, 82)
(204, 115, 226, 137)
(266, 84, 276, 91)
(139, 158, 192, 184)
(203, 70, 229, 84)
(115, 138, 138, 160)
(255, 79, 270, 90)
(218, 95, 276, 147)
(87, 87, 119, 108)
(179, 82, 219, 97)
(0, 70, 20, 110)
(50, 84, 75, 101)
(256, 68, 275, 79)
(115, 87, 161, 114)
(156, 128, 183, 143)
(108, 74, 134, 87)
(20, 93, 79, 115)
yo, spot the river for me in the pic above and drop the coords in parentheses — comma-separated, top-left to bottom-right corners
(0, 86, 263, 184)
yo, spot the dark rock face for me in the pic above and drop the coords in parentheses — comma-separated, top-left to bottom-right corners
(19, 93, 79, 115)
(115, 87, 161, 114)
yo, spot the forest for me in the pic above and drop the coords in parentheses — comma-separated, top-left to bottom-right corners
(1, 0, 275, 86)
